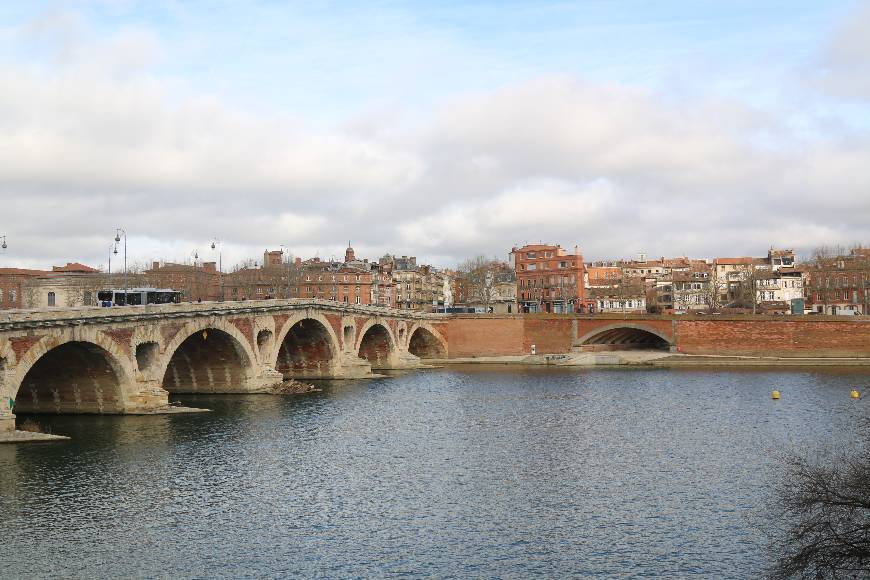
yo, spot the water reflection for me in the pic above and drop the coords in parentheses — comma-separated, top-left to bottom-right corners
(1, 366, 867, 577)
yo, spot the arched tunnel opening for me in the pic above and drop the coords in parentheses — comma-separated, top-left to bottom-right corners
(277, 319, 336, 378)
(581, 327, 671, 351)
(15, 342, 125, 414)
(163, 329, 249, 392)
(358, 324, 394, 369)
(408, 327, 446, 359)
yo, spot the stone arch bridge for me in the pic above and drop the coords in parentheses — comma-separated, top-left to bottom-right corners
(0, 300, 448, 431)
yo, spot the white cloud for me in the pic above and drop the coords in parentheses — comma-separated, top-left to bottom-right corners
(814, 1, 870, 100)
(1, 7, 869, 271)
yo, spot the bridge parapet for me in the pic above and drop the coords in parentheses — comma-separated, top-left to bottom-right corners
(0, 298, 444, 331)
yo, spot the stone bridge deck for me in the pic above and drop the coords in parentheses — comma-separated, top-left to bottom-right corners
(0, 300, 449, 431)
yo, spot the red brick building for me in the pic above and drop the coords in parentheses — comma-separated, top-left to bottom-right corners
(0, 268, 43, 309)
(804, 247, 870, 315)
(144, 261, 222, 302)
(511, 243, 586, 313)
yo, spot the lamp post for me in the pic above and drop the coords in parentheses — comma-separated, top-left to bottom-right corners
(108, 242, 117, 300)
(191, 249, 200, 302)
(114, 228, 127, 305)
(280, 244, 295, 300)
(210, 239, 223, 301)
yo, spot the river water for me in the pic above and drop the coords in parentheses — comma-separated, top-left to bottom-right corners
(1, 366, 868, 578)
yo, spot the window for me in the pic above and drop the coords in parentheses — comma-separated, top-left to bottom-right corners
(527, 252, 536, 259)
(9, 290, 15, 303)
(0, 289, 3, 302)
(527, 264, 536, 271)
(47, 292, 56, 307)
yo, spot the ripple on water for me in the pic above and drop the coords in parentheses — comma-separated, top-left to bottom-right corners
(1, 366, 867, 578)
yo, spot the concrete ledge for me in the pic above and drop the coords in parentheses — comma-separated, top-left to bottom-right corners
(652, 355, 870, 367)
(434, 352, 870, 368)
(123, 405, 210, 414)
(0, 430, 70, 443)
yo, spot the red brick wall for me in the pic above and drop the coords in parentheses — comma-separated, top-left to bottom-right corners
(445, 315, 870, 358)
(446, 317, 525, 357)
(675, 319, 870, 357)
(522, 319, 573, 353)
(445, 316, 573, 357)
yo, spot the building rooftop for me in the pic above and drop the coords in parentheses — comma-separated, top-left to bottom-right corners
(52, 262, 99, 273)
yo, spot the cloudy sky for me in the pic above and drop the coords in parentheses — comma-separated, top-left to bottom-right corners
(0, 1, 868, 270)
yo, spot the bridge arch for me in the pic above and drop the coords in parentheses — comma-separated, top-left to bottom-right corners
(577, 323, 672, 351)
(158, 320, 257, 393)
(407, 324, 447, 359)
(10, 333, 133, 414)
(356, 321, 397, 369)
(273, 313, 341, 378)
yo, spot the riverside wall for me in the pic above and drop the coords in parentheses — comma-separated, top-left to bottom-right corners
(444, 314, 870, 359)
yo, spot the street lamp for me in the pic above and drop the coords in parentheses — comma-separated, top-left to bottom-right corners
(280, 244, 295, 300)
(191, 249, 200, 302)
(108, 242, 117, 294)
(210, 239, 223, 301)
(114, 228, 127, 305)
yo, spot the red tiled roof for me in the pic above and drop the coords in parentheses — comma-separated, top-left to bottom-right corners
(0, 268, 48, 276)
(52, 262, 99, 273)
(714, 257, 755, 266)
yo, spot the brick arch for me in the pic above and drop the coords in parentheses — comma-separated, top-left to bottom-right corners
(355, 320, 398, 369)
(10, 332, 134, 414)
(156, 319, 257, 393)
(577, 323, 672, 350)
(273, 313, 341, 378)
(407, 323, 448, 359)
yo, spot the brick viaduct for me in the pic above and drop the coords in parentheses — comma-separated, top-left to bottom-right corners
(0, 300, 449, 431)
(3, 303, 869, 431)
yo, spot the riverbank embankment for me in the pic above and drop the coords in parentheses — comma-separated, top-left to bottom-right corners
(433, 352, 870, 367)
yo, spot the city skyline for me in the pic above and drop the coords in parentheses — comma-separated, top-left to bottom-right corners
(1, 1, 869, 269)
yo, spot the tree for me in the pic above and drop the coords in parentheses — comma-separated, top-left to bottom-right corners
(704, 276, 727, 313)
(457, 256, 501, 309)
(767, 423, 870, 578)
(729, 265, 765, 313)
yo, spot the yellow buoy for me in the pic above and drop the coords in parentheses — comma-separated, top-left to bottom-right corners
(772, 390, 780, 400)
(851, 389, 860, 399)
